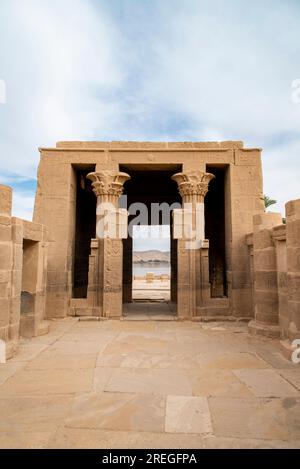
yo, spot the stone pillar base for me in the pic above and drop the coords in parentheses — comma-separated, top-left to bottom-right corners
(248, 319, 280, 338)
(20, 316, 50, 339)
(36, 320, 50, 337)
(280, 339, 299, 362)
(5, 340, 18, 360)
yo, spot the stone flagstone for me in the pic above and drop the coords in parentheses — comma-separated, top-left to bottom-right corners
(165, 396, 213, 434)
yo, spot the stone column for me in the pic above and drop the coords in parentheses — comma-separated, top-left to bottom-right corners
(281, 199, 300, 359)
(172, 171, 215, 318)
(122, 236, 133, 303)
(87, 238, 100, 309)
(248, 212, 282, 338)
(0, 185, 16, 358)
(87, 171, 130, 318)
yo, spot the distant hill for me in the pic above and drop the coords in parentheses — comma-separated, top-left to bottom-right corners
(133, 250, 170, 263)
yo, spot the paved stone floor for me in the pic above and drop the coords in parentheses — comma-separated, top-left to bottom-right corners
(0, 317, 300, 449)
(132, 279, 170, 301)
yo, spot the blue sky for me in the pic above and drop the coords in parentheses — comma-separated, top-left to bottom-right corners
(0, 0, 300, 220)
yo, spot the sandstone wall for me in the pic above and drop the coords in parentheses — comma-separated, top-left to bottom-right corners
(0, 185, 49, 359)
(247, 199, 300, 359)
(35, 141, 264, 319)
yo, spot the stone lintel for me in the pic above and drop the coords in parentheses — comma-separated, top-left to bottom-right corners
(272, 224, 286, 241)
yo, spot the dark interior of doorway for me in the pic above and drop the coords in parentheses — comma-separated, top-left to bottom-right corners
(120, 165, 182, 317)
(73, 165, 96, 298)
(205, 165, 227, 297)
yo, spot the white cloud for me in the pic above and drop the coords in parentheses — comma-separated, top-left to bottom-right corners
(0, 0, 126, 177)
(142, 0, 300, 139)
(263, 138, 300, 214)
(0, 0, 300, 219)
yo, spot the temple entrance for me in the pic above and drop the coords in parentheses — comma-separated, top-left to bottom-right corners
(132, 225, 171, 302)
(120, 165, 182, 318)
(70, 162, 227, 319)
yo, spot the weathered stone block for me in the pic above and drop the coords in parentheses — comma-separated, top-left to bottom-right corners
(11, 223, 22, 244)
(231, 271, 251, 289)
(287, 273, 300, 302)
(0, 185, 12, 216)
(253, 212, 282, 231)
(47, 271, 69, 286)
(0, 298, 9, 327)
(254, 229, 274, 249)
(10, 297, 21, 323)
(254, 290, 279, 324)
(286, 198, 300, 220)
(0, 244, 12, 270)
(23, 220, 43, 242)
(0, 224, 11, 242)
(286, 219, 300, 246)
(287, 247, 300, 271)
(234, 149, 261, 166)
(254, 271, 278, 290)
(253, 249, 277, 271)
(0, 280, 9, 297)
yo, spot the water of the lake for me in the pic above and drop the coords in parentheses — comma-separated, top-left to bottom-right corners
(133, 262, 171, 276)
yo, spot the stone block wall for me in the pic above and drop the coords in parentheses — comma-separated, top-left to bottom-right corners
(247, 200, 300, 359)
(0, 185, 49, 359)
(0, 185, 15, 358)
(35, 141, 264, 319)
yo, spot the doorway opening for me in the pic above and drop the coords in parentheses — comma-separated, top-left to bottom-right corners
(73, 165, 96, 298)
(132, 225, 171, 302)
(120, 165, 181, 318)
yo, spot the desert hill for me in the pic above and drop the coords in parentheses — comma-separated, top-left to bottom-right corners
(133, 250, 170, 263)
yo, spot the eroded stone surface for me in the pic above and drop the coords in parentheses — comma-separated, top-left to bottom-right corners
(165, 396, 212, 434)
(65, 392, 165, 433)
(209, 397, 294, 440)
(233, 369, 299, 397)
(0, 368, 94, 396)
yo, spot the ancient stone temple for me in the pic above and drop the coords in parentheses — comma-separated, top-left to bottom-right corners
(33, 141, 264, 320)
(0, 141, 299, 360)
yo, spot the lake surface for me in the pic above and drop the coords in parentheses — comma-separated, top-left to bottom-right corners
(133, 262, 171, 276)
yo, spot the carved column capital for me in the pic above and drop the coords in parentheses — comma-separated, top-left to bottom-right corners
(87, 170, 130, 204)
(171, 170, 215, 203)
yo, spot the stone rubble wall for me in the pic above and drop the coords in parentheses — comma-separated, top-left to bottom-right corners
(247, 199, 300, 359)
(0, 185, 49, 360)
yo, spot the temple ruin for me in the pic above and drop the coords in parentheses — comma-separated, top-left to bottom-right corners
(0, 141, 299, 360)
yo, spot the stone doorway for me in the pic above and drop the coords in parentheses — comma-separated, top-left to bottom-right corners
(131, 224, 171, 303)
(120, 165, 182, 318)
(70, 162, 227, 319)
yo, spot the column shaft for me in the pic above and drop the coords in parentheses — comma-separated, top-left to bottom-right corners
(86, 171, 130, 318)
(172, 171, 215, 317)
